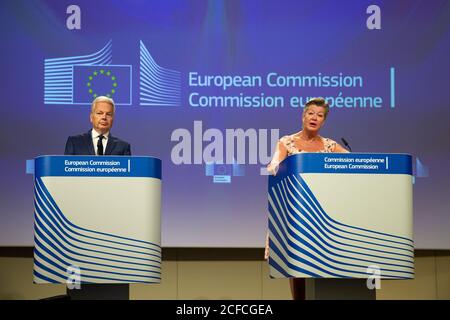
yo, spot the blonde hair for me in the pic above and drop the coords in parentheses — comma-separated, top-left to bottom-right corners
(303, 97, 329, 119)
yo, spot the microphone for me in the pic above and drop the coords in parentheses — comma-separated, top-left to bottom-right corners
(341, 138, 352, 152)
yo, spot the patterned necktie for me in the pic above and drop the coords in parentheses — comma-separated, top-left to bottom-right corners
(97, 135, 104, 155)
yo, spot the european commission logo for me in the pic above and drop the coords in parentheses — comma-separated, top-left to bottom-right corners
(73, 65, 131, 104)
(44, 40, 181, 106)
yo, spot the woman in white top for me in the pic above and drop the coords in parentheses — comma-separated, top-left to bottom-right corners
(265, 97, 349, 300)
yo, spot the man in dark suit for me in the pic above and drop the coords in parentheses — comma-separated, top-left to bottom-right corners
(65, 96, 131, 156)
(64, 96, 130, 300)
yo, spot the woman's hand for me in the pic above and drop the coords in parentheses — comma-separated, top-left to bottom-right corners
(266, 140, 287, 175)
(264, 232, 270, 260)
(267, 162, 279, 176)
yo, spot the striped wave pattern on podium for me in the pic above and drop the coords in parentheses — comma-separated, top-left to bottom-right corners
(33, 177, 161, 284)
(268, 174, 414, 279)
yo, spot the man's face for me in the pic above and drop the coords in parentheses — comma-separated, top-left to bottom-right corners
(90, 101, 114, 134)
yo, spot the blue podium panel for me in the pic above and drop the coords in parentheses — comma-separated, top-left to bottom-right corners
(33, 156, 162, 284)
(268, 153, 414, 280)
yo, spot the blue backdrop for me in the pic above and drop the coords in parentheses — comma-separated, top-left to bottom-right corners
(0, 0, 449, 248)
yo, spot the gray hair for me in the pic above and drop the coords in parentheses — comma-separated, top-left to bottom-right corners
(91, 96, 116, 114)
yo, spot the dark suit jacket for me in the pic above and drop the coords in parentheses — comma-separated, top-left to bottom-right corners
(64, 130, 131, 155)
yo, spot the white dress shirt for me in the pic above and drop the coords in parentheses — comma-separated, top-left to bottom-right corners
(91, 129, 109, 155)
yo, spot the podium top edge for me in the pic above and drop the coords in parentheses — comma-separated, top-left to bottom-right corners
(278, 153, 412, 164)
(280, 152, 413, 156)
(34, 155, 162, 179)
(274, 153, 413, 176)
(35, 155, 162, 161)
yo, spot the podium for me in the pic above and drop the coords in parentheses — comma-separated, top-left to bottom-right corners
(268, 153, 414, 299)
(32, 156, 161, 299)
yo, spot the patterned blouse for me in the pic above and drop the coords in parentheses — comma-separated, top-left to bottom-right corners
(266, 134, 347, 176)
(280, 134, 337, 155)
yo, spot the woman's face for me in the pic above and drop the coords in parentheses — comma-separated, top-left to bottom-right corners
(302, 105, 326, 133)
